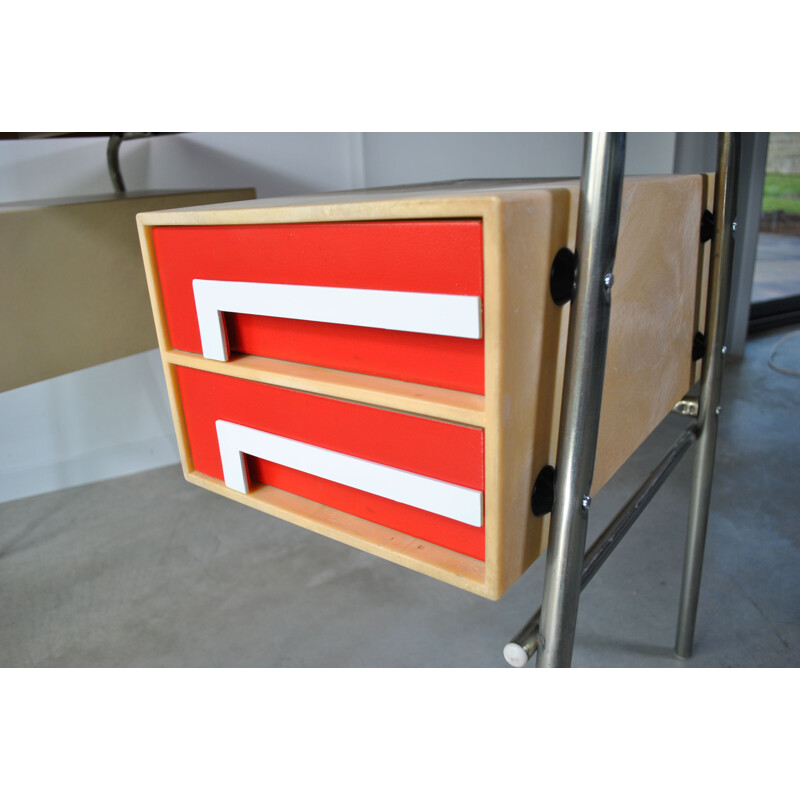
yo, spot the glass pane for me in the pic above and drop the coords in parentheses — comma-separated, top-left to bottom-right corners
(752, 133, 800, 304)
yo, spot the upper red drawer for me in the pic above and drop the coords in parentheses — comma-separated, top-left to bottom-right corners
(151, 221, 485, 394)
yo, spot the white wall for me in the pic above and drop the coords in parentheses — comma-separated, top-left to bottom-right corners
(673, 132, 717, 175)
(0, 351, 176, 504)
(0, 137, 113, 202)
(120, 133, 363, 197)
(0, 132, 678, 503)
(0, 133, 361, 204)
(361, 132, 676, 186)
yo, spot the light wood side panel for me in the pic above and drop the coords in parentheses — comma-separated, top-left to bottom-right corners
(138, 193, 498, 228)
(483, 175, 709, 592)
(593, 174, 707, 493)
(484, 191, 572, 597)
(164, 350, 485, 427)
(184, 472, 491, 597)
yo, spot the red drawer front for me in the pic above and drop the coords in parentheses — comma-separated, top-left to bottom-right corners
(153, 221, 485, 394)
(176, 367, 486, 560)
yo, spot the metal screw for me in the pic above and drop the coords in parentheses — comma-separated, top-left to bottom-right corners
(603, 273, 614, 289)
(732, 221, 738, 233)
(721, 346, 728, 356)
(715, 405, 722, 416)
(581, 495, 592, 510)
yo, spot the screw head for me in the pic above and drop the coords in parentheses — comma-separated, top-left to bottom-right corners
(715, 405, 722, 416)
(732, 221, 738, 232)
(721, 346, 728, 356)
(581, 495, 592, 510)
(604, 273, 614, 289)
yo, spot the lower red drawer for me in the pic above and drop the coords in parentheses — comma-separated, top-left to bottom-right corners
(176, 367, 486, 560)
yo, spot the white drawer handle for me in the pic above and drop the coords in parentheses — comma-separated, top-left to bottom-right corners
(193, 280, 482, 361)
(216, 420, 483, 527)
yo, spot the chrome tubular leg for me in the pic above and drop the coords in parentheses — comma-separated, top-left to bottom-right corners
(535, 133, 626, 668)
(675, 133, 740, 658)
(107, 133, 125, 193)
(505, 425, 696, 668)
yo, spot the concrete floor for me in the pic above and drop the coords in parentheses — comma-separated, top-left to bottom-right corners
(751, 232, 800, 302)
(1, 328, 798, 668)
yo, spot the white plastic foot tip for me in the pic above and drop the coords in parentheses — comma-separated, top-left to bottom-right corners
(503, 643, 530, 668)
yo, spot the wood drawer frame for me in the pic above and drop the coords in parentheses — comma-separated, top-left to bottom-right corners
(138, 176, 712, 600)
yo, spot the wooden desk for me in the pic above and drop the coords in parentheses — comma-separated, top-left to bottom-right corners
(1, 189, 254, 392)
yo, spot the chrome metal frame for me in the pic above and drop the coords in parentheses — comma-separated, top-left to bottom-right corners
(675, 133, 740, 657)
(106, 132, 159, 193)
(504, 132, 739, 668)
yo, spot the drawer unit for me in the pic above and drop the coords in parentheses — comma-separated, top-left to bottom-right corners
(138, 176, 712, 599)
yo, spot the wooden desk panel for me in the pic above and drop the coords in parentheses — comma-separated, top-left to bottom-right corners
(0, 188, 254, 392)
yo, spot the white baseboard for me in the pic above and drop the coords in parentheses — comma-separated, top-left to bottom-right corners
(0, 435, 180, 504)
(0, 349, 180, 504)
